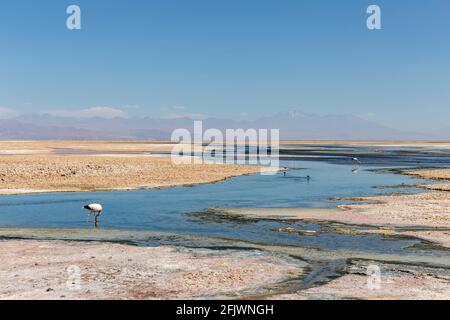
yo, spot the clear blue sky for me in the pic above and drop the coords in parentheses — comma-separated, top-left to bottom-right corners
(1, 0, 449, 131)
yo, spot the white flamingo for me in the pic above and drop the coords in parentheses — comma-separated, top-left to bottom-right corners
(83, 203, 103, 227)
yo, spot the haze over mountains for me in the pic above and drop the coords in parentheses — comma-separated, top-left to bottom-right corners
(0, 111, 439, 140)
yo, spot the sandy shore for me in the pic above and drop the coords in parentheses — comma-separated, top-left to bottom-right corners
(281, 140, 450, 148)
(0, 240, 303, 300)
(2, 140, 450, 300)
(212, 164, 450, 249)
(0, 141, 275, 195)
(0, 140, 177, 154)
(0, 155, 265, 195)
(215, 191, 450, 248)
(406, 168, 450, 181)
(274, 260, 450, 300)
(406, 168, 450, 192)
(217, 191, 450, 228)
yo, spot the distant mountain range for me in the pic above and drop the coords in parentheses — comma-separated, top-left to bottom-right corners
(0, 111, 440, 140)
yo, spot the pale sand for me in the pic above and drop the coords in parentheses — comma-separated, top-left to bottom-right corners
(422, 184, 450, 191)
(401, 168, 450, 191)
(280, 140, 450, 148)
(5, 140, 450, 155)
(0, 140, 176, 154)
(0, 189, 52, 195)
(2, 140, 450, 300)
(218, 199, 450, 228)
(0, 155, 264, 194)
(406, 168, 450, 181)
(0, 240, 303, 300)
(274, 260, 450, 300)
(339, 192, 450, 228)
(214, 191, 450, 248)
(0, 141, 278, 194)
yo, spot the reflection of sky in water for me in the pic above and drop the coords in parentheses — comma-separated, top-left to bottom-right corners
(0, 146, 446, 255)
(201, 143, 450, 168)
(0, 145, 448, 254)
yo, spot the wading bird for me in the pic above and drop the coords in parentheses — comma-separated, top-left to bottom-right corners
(83, 203, 103, 227)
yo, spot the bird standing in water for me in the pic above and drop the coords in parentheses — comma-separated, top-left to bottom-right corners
(83, 203, 103, 228)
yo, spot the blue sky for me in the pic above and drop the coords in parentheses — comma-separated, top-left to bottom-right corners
(1, 0, 449, 131)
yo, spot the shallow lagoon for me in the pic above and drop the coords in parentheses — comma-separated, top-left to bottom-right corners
(0, 153, 438, 255)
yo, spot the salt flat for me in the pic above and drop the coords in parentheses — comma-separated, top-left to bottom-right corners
(0, 141, 266, 194)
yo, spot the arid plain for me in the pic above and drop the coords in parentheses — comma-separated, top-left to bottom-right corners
(1, 140, 450, 299)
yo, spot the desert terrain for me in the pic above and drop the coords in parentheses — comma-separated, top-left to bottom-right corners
(0, 141, 266, 195)
(1, 141, 450, 300)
